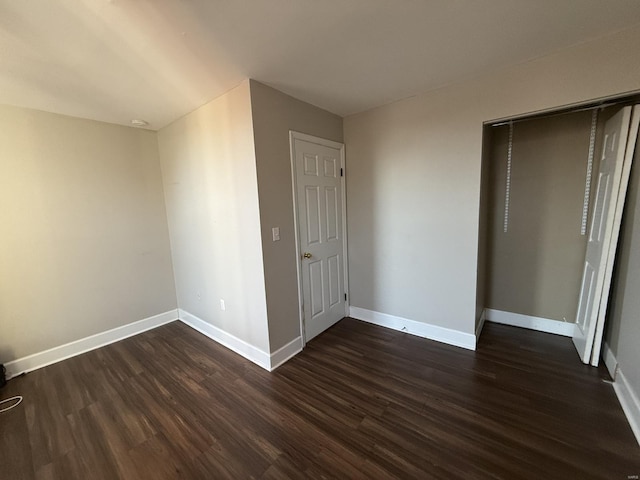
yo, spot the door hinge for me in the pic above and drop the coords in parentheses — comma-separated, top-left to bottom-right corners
(344, 293, 347, 301)
(340, 168, 344, 177)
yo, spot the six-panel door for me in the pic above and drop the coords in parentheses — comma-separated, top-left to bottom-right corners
(294, 137, 346, 341)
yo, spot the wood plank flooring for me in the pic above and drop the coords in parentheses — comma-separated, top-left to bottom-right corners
(1, 319, 639, 479)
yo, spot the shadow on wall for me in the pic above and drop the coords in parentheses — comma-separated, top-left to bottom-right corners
(0, 348, 15, 368)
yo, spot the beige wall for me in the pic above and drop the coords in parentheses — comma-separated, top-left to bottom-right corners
(485, 112, 592, 322)
(157, 80, 270, 352)
(0, 105, 176, 361)
(249, 80, 343, 350)
(606, 133, 640, 401)
(344, 24, 640, 336)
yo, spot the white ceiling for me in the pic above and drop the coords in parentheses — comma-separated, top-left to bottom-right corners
(2, 1, 640, 130)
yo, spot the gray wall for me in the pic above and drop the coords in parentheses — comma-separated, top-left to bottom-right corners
(606, 132, 640, 398)
(249, 80, 343, 351)
(157, 80, 271, 352)
(0, 104, 177, 362)
(485, 112, 593, 322)
(344, 24, 640, 336)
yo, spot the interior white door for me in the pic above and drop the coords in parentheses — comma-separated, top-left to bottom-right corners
(590, 105, 640, 366)
(573, 106, 632, 364)
(292, 134, 347, 342)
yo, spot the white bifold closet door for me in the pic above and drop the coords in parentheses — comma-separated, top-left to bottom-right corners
(572, 105, 640, 365)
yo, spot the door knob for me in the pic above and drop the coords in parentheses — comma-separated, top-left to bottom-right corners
(303, 252, 312, 259)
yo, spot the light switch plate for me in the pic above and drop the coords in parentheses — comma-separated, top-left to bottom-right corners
(272, 227, 280, 241)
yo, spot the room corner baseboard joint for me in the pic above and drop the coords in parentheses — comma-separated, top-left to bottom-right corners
(612, 367, 640, 446)
(269, 336, 304, 371)
(177, 309, 302, 372)
(475, 309, 487, 347)
(602, 341, 618, 380)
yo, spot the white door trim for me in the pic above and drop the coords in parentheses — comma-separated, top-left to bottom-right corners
(289, 131, 349, 346)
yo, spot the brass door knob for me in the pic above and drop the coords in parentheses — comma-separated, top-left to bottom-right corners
(303, 252, 312, 259)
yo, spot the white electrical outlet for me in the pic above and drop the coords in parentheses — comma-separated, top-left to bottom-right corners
(272, 227, 280, 242)
(220, 299, 226, 311)
(196, 291, 201, 301)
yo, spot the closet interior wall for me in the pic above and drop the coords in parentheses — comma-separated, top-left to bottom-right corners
(483, 109, 614, 325)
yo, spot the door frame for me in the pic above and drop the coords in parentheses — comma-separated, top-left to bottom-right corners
(289, 131, 349, 346)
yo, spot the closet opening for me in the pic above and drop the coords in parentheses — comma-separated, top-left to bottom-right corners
(477, 93, 640, 366)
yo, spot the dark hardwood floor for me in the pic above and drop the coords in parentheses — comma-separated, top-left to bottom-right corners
(1, 318, 639, 479)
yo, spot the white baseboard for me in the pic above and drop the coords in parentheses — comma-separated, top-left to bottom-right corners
(475, 309, 486, 347)
(178, 309, 302, 371)
(178, 309, 270, 370)
(612, 369, 640, 446)
(602, 342, 618, 380)
(4, 309, 179, 379)
(269, 336, 304, 371)
(349, 306, 476, 351)
(484, 309, 576, 337)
